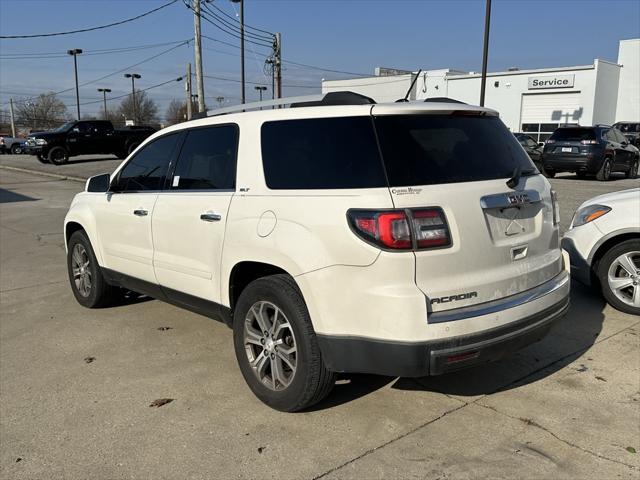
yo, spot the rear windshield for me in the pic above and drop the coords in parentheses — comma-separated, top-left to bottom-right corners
(549, 128, 596, 141)
(374, 114, 535, 187)
(615, 123, 640, 133)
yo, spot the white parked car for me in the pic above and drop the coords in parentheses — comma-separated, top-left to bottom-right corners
(64, 93, 570, 411)
(562, 188, 640, 315)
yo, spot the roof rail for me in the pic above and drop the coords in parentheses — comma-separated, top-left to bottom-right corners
(204, 91, 375, 117)
(205, 94, 324, 117)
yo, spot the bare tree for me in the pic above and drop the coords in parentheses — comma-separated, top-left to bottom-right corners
(15, 93, 69, 131)
(164, 99, 197, 125)
(117, 90, 158, 126)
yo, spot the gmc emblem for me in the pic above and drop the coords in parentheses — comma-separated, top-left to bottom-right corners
(430, 292, 478, 305)
(506, 193, 530, 206)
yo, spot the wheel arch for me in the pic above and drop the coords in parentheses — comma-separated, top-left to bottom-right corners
(228, 261, 290, 311)
(589, 229, 640, 284)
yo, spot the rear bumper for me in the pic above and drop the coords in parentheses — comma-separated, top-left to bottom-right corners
(317, 272, 570, 377)
(542, 154, 601, 173)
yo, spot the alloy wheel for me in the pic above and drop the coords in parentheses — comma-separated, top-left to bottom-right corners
(71, 244, 92, 297)
(607, 251, 640, 308)
(243, 301, 297, 391)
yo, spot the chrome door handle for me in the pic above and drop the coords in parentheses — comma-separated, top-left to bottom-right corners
(133, 209, 148, 216)
(200, 212, 222, 222)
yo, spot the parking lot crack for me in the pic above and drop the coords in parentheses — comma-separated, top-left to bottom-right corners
(476, 402, 639, 470)
(312, 402, 468, 480)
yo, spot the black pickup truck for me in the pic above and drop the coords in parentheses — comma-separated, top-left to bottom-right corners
(24, 120, 155, 165)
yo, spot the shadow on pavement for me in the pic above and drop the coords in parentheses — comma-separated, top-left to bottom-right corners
(64, 157, 119, 165)
(0, 188, 39, 203)
(308, 282, 605, 410)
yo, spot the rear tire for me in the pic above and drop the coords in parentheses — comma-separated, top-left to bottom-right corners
(48, 146, 69, 165)
(540, 165, 555, 178)
(626, 159, 638, 179)
(233, 274, 336, 412)
(67, 230, 116, 308)
(596, 158, 611, 181)
(36, 154, 49, 164)
(597, 239, 640, 316)
(10, 144, 23, 155)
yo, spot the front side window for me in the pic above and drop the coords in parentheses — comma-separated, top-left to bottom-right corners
(261, 117, 386, 189)
(115, 133, 179, 192)
(172, 125, 238, 190)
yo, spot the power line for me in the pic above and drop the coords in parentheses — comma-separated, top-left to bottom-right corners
(207, 2, 275, 38)
(0, 0, 179, 39)
(0, 39, 191, 60)
(4, 41, 191, 106)
(203, 74, 318, 89)
(70, 76, 185, 107)
(200, 2, 273, 42)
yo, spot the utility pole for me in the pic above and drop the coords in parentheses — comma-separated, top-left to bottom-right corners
(479, 0, 492, 107)
(67, 49, 83, 120)
(193, 0, 206, 113)
(9, 98, 16, 138)
(185, 63, 193, 120)
(124, 73, 141, 124)
(97, 88, 111, 120)
(274, 33, 282, 100)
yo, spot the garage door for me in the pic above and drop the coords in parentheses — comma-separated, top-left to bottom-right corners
(520, 92, 582, 142)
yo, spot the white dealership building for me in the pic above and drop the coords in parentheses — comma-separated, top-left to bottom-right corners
(322, 39, 640, 142)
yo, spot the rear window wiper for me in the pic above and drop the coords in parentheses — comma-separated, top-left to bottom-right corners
(506, 166, 522, 189)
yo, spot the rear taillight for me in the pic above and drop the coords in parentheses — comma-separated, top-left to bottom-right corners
(546, 139, 555, 144)
(581, 139, 598, 145)
(348, 208, 451, 251)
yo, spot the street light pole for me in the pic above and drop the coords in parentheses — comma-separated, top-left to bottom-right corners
(97, 88, 111, 120)
(479, 0, 492, 107)
(254, 85, 267, 108)
(124, 73, 141, 124)
(67, 49, 83, 120)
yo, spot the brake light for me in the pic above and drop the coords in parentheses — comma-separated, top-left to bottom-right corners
(546, 139, 555, 144)
(348, 208, 451, 251)
(581, 139, 598, 145)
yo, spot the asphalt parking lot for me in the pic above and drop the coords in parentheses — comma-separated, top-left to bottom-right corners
(0, 155, 639, 479)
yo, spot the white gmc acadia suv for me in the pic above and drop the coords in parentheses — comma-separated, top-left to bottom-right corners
(64, 92, 571, 412)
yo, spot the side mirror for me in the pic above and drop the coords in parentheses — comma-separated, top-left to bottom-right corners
(86, 173, 110, 193)
(72, 127, 80, 133)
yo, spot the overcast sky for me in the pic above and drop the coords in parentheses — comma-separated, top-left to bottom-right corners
(1, 0, 639, 121)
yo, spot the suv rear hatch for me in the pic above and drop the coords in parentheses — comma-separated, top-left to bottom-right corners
(371, 104, 563, 313)
(546, 127, 598, 155)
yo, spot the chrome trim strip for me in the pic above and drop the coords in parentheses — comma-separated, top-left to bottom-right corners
(480, 190, 542, 209)
(428, 270, 569, 323)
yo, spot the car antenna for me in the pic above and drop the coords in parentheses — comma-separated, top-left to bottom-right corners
(506, 165, 522, 189)
(395, 69, 422, 102)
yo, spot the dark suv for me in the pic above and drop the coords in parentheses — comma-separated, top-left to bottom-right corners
(612, 122, 640, 148)
(541, 126, 639, 181)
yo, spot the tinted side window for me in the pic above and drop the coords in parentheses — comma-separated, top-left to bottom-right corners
(172, 125, 238, 190)
(261, 117, 386, 189)
(116, 133, 179, 191)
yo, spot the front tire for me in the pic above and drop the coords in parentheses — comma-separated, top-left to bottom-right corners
(10, 144, 23, 154)
(48, 146, 69, 165)
(233, 274, 336, 412)
(596, 158, 611, 181)
(67, 230, 115, 308)
(597, 239, 640, 316)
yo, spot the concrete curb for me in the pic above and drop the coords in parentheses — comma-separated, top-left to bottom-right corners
(0, 165, 87, 183)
